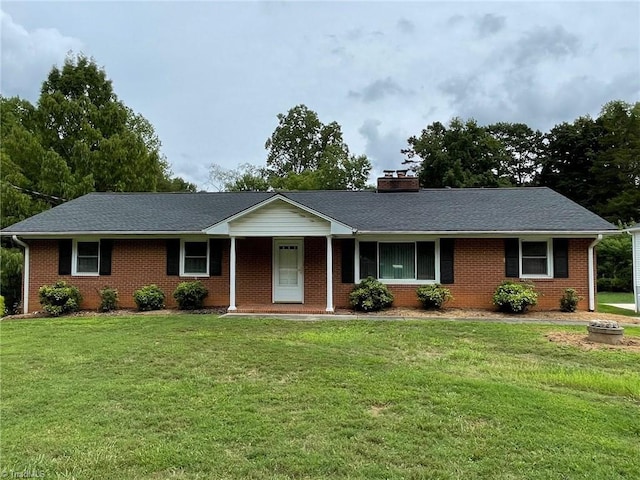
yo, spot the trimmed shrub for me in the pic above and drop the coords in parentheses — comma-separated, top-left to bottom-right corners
(349, 276, 394, 312)
(492, 281, 538, 314)
(39, 281, 82, 317)
(99, 286, 119, 312)
(560, 288, 581, 313)
(416, 284, 453, 310)
(173, 281, 208, 310)
(133, 285, 165, 311)
(0, 295, 5, 317)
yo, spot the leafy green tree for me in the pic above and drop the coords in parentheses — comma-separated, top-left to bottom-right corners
(402, 118, 512, 188)
(590, 101, 640, 223)
(265, 105, 371, 190)
(486, 122, 544, 186)
(538, 115, 603, 213)
(36, 55, 166, 192)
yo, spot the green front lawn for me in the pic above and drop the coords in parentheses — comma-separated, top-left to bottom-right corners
(1, 316, 639, 479)
(597, 291, 637, 317)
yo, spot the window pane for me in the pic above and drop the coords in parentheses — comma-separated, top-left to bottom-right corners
(76, 241, 99, 273)
(359, 242, 377, 279)
(78, 242, 99, 256)
(185, 242, 207, 257)
(522, 241, 548, 275)
(184, 258, 207, 274)
(417, 242, 435, 280)
(523, 258, 547, 275)
(77, 257, 98, 273)
(379, 243, 415, 279)
(522, 242, 546, 257)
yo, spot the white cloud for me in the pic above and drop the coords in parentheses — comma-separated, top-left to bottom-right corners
(0, 10, 83, 100)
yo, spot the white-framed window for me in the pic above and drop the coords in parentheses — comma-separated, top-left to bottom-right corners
(520, 239, 553, 278)
(72, 240, 100, 276)
(181, 240, 209, 277)
(358, 240, 438, 283)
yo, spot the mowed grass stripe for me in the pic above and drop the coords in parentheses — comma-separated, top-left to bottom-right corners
(1, 316, 638, 479)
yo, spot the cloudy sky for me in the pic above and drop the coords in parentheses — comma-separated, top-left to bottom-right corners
(1, 1, 638, 189)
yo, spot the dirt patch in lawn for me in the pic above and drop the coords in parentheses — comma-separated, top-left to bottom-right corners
(545, 332, 640, 352)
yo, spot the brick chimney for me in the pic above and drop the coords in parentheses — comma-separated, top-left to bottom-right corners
(377, 170, 420, 192)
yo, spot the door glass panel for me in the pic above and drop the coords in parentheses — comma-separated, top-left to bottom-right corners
(278, 245, 298, 286)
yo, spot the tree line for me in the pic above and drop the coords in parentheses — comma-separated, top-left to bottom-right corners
(211, 101, 638, 226)
(402, 102, 639, 225)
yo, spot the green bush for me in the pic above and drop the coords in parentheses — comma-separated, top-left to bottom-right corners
(173, 281, 208, 310)
(492, 281, 538, 314)
(133, 285, 165, 311)
(39, 281, 83, 317)
(99, 286, 119, 312)
(560, 288, 582, 313)
(416, 284, 453, 310)
(0, 295, 5, 317)
(349, 277, 394, 312)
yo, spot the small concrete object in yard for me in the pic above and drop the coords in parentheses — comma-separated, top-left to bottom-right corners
(587, 320, 624, 345)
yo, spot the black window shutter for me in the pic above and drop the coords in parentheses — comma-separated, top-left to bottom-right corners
(505, 238, 520, 278)
(439, 239, 455, 284)
(359, 241, 377, 279)
(99, 240, 113, 276)
(209, 239, 225, 276)
(553, 238, 569, 278)
(166, 239, 180, 276)
(341, 239, 355, 283)
(417, 241, 436, 280)
(58, 239, 72, 275)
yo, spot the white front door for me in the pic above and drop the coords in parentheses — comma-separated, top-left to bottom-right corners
(273, 239, 304, 303)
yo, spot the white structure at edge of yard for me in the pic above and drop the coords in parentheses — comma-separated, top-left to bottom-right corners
(630, 224, 640, 313)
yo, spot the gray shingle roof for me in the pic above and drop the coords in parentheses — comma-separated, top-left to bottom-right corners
(1, 187, 616, 235)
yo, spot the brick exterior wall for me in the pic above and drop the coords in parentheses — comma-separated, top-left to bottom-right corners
(24, 237, 593, 313)
(26, 239, 231, 311)
(332, 238, 593, 311)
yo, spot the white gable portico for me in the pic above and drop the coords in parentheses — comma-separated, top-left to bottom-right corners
(204, 194, 355, 313)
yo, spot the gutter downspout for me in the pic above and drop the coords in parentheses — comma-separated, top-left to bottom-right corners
(11, 235, 29, 314)
(588, 234, 603, 312)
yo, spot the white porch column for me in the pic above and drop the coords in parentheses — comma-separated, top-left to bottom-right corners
(326, 235, 334, 312)
(228, 236, 237, 311)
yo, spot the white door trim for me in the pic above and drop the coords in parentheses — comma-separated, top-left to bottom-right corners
(272, 238, 304, 303)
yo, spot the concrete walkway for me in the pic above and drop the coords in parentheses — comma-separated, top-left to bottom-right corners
(604, 303, 637, 312)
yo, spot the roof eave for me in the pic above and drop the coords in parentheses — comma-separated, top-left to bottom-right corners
(355, 230, 621, 237)
(0, 230, 209, 239)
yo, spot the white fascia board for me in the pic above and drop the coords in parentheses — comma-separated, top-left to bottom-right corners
(355, 230, 619, 238)
(203, 194, 356, 235)
(0, 231, 206, 239)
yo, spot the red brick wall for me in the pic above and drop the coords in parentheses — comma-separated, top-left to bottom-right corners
(304, 237, 328, 306)
(25, 237, 593, 312)
(236, 237, 272, 305)
(26, 239, 230, 311)
(332, 238, 593, 311)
